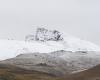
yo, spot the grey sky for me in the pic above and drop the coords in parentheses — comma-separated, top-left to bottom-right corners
(0, 0, 100, 45)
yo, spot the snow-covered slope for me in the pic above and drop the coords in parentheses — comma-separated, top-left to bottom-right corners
(62, 34, 100, 51)
(0, 38, 100, 60)
(0, 40, 65, 60)
(26, 28, 100, 51)
(0, 28, 100, 60)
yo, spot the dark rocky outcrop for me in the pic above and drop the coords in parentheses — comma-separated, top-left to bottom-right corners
(25, 28, 63, 42)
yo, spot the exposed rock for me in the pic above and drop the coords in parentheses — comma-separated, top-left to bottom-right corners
(25, 28, 63, 42)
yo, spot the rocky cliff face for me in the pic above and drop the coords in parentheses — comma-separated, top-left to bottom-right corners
(25, 28, 63, 42)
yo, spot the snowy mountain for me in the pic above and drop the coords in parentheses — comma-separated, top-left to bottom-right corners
(25, 28, 100, 51)
(0, 28, 100, 60)
(0, 28, 100, 76)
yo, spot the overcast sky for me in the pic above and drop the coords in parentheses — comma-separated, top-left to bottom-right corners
(0, 0, 100, 45)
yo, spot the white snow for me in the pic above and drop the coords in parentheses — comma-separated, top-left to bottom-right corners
(0, 39, 65, 60)
(62, 34, 100, 51)
(0, 33, 100, 60)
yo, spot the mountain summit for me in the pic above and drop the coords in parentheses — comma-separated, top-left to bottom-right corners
(25, 28, 100, 51)
(25, 28, 63, 42)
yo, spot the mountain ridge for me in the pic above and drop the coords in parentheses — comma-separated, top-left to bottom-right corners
(0, 28, 100, 60)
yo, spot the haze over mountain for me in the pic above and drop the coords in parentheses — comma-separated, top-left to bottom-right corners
(0, 0, 99, 79)
(0, 0, 100, 46)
